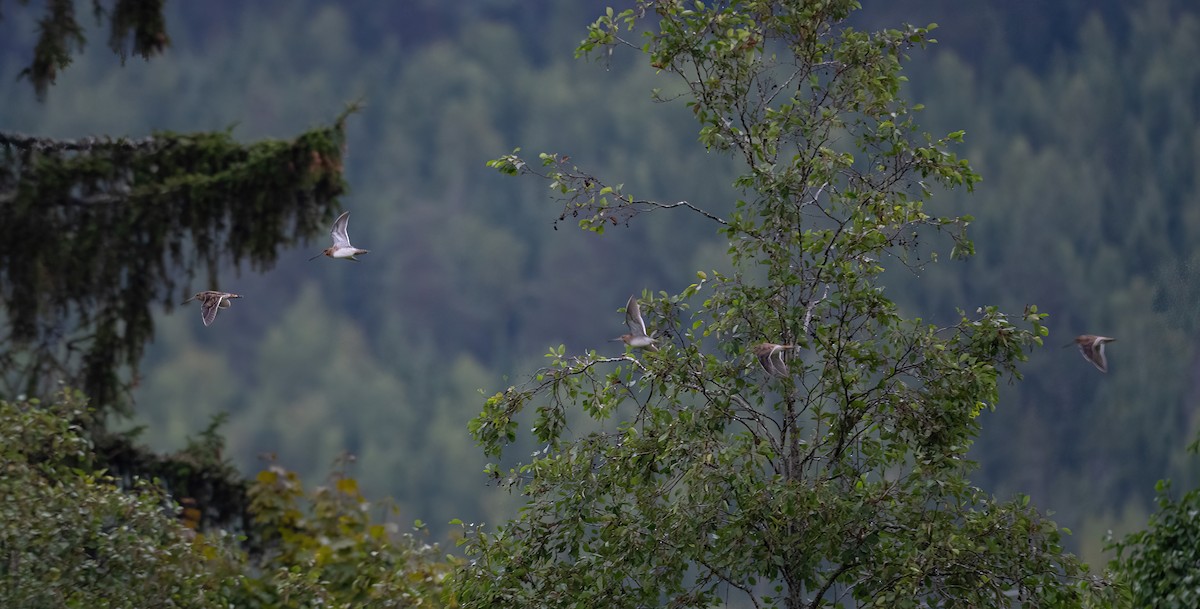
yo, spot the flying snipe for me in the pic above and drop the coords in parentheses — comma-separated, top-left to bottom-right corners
(752, 342, 795, 377)
(310, 211, 370, 261)
(1070, 334, 1116, 373)
(612, 294, 658, 351)
(183, 291, 242, 327)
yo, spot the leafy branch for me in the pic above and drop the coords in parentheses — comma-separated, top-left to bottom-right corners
(487, 149, 728, 231)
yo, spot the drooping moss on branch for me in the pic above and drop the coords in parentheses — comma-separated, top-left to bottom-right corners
(8, 0, 170, 99)
(0, 110, 353, 415)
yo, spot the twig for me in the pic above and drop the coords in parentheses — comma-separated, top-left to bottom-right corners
(633, 199, 728, 225)
(803, 284, 830, 336)
(0, 131, 163, 153)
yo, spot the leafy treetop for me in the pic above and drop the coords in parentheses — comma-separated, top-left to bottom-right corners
(460, 1, 1111, 607)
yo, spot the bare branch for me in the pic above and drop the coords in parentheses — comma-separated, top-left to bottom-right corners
(634, 199, 728, 225)
(802, 284, 830, 337)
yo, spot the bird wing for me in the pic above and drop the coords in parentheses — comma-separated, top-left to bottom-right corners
(769, 346, 790, 377)
(1078, 339, 1107, 373)
(1093, 339, 1109, 373)
(625, 295, 648, 337)
(756, 348, 773, 374)
(753, 344, 789, 377)
(331, 211, 353, 248)
(200, 298, 220, 326)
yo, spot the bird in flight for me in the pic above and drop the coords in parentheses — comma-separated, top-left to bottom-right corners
(612, 294, 658, 351)
(1069, 334, 1116, 373)
(752, 342, 795, 377)
(183, 291, 242, 327)
(310, 211, 370, 261)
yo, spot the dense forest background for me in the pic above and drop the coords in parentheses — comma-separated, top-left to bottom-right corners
(2, 0, 1198, 566)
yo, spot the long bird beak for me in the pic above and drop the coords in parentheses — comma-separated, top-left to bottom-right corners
(308, 252, 323, 261)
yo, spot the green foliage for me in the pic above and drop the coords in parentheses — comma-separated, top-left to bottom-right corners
(459, 1, 1107, 607)
(0, 389, 235, 608)
(245, 456, 459, 608)
(1106, 441, 1200, 608)
(0, 389, 458, 608)
(0, 109, 353, 415)
(5, 0, 1195, 575)
(92, 410, 256, 535)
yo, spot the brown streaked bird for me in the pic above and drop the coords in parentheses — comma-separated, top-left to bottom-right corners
(309, 210, 370, 261)
(611, 294, 658, 351)
(752, 342, 795, 377)
(1068, 335, 1116, 373)
(183, 291, 242, 327)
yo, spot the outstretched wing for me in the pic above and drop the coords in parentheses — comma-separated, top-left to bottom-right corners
(755, 349, 772, 374)
(1078, 338, 1107, 373)
(625, 295, 648, 338)
(331, 211, 353, 248)
(1093, 339, 1111, 373)
(769, 346, 790, 377)
(754, 343, 795, 377)
(200, 298, 220, 327)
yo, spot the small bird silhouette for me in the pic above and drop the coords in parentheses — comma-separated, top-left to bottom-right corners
(183, 291, 242, 327)
(310, 211, 369, 261)
(1068, 335, 1116, 373)
(612, 294, 658, 351)
(752, 342, 794, 377)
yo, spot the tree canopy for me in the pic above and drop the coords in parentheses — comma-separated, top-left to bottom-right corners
(1, 0, 358, 560)
(0, 390, 457, 608)
(455, 1, 1111, 606)
(6, 0, 1200, 604)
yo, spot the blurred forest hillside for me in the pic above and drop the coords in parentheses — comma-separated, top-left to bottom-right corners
(2, 0, 1199, 562)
